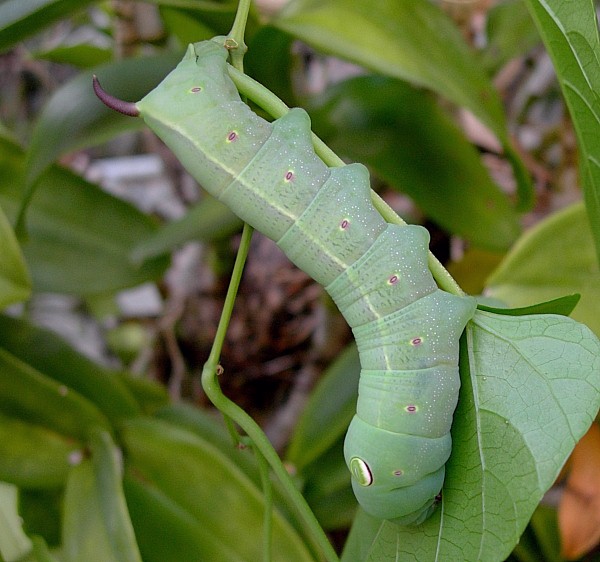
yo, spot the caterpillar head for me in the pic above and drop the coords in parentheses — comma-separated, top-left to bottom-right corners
(344, 415, 449, 525)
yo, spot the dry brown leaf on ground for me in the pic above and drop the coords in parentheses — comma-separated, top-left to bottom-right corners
(558, 422, 600, 560)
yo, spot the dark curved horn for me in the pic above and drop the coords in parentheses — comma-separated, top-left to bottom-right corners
(92, 75, 140, 117)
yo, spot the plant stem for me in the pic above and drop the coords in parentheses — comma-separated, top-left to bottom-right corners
(200, 4, 340, 560)
(226, 66, 467, 297)
(225, 0, 251, 71)
(201, 287, 339, 560)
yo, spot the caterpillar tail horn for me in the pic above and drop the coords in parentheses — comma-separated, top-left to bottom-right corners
(92, 75, 140, 117)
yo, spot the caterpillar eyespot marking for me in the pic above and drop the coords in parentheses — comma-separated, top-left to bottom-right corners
(97, 39, 477, 525)
(350, 457, 373, 487)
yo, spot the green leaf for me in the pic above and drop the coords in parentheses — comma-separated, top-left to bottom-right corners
(286, 344, 360, 472)
(0, 202, 31, 308)
(477, 294, 580, 316)
(344, 310, 600, 561)
(273, 0, 533, 209)
(0, 413, 80, 488)
(62, 432, 142, 562)
(486, 202, 600, 337)
(0, 482, 32, 562)
(19, 489, 62, 548)
(130, 195, 242, 262)
(122, 417, 315, 562)
(481, 0, 541, 73)
(284, 346, 361, 530)
(125, 474, 244, 562)
(522, 0, 600, 262)
(154, 403, 318, 547)
(32, 43, 113, 69)
(30, 536, 60, 562)
(159, 6, 219, 45)
(300, 437, 357, 530)
(24, 51, 182, 189)
(245, 26, 297, 106)
(528, 505, 561, 562)
(147, 0, 259, 39)
(154, 404, 261, 478)
(0, 348, 111, 441)
(0, 135, 169, 295)
(274, 0, 502, 129)
(308, 76, 521, 250)
(143, 0, 239, 12)
(117, 374, 169, 415)
(0, 0, 96, 53)
(0, 314, 140, 423)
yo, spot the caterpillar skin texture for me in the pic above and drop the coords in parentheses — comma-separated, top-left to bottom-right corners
(135, 39, 476, 525)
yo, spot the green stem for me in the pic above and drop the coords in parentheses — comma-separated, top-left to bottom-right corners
(207, 0, 254, 449)
(201, 7, 339, 559)
(202, 223, 253, 452)
(201, 307, 339, 562)
(202, 232, 337, 556)
(203, 223, 253, 369)
(226, 66, 466, 296)
(225, 0, 251, 71)
(201, 227, 337, 560)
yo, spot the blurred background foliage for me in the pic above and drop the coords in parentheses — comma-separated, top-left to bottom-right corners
(0, 0, 599, 560)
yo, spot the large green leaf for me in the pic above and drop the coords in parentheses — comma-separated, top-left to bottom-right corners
(62, 431, 142, 562)
(152, 403, 319, 549)
(122, 417, 315, 562)
(481, 0, 541, 73)
(28, 537, 60, 562)
(0, 0, 96, 53)
(342, 310, 600, 561)
(523, 0, 600, 262)
(0, 314, 140, 423)
(154, 404, 263, 483)
(32, 43, 113, 69)
(152, 0, 248, 47)
(0, 136, 169, 295)
(0, 348, 110, 442)
(486, 202, 600, 337)
(285, 345, 361, 530)
(0, 202, 30, 308)
(130, 195, 242, 262)
(245, 26, 297, 106)
(0, 413, 79, 488)
(308, 76, 521, 250)
(300, 437, 357, 531)
(123, 476, 225, 562)
(286, 344, 360, 473)
(273, 0, 532, 209)
(274, 0, 504, 131)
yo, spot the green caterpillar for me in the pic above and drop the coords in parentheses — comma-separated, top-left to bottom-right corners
(94, 37, 476, 525)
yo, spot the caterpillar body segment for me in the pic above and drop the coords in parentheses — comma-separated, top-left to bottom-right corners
(131, 39, 477, 524)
